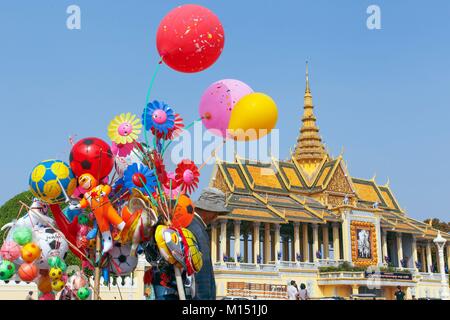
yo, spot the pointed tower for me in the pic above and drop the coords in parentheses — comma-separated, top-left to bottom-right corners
(293, 62, 328, 174)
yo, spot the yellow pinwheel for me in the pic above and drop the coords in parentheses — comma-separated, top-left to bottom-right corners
(108, 113, 142, 145)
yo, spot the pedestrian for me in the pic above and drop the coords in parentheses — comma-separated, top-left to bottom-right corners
(287, 280, 298, 300)
(298, 283, 309, 300)
(25, 291, 34, 300)
(394, 286, 405, 300)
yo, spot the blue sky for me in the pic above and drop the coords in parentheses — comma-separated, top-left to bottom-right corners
(1, 1, 449, 221)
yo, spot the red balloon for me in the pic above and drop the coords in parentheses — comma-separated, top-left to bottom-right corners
(69, 137, 114, 179)
(156, 4, 225, 73)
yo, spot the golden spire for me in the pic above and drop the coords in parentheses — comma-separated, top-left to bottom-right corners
(293, 62, 328, 172)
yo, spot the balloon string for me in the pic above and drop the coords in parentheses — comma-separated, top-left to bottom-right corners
(143, 56, 164, 148)
(161, 117, 203, 156)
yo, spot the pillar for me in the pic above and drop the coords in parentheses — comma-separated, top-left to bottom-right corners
(412, 235, 418, 270)
(426, 241, 432, 273)
(381, 230, 388, 264)
(332, 223, 341, 261)
(351, 284, 359, 296)
(396, 233, 403, 268)
(435, 247, 441, 273)
(264, 223, 271, 264)
(253, 222, 260, 264)
(219, 220, 227, 263)
(312, 224, 319, 262)
(210, 222, 217, 263)
(233, 220, 241, 262)
(302, 223, 309, 262)
(243, 233, 249, 262)
(447, 245, 450, 273)
(274, 224, 281, 263)
(420, 245, 427, 272)
(322, 224, 329, 259)
(294, 222, 300, 263)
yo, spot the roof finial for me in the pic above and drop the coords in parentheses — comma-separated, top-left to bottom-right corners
(385, 177, 390, 187)
(305, 60, 310, 94)
(371, 173, 377, 182)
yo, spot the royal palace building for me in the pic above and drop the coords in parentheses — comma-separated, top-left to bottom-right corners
(196, 65, 450, 300)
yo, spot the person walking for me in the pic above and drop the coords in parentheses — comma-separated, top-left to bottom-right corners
(394, 286, 405, 300)
(298, 283, 309, 300)
(287, 280, 299, 300)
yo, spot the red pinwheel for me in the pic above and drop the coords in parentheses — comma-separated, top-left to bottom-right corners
(151, 113, 184, 140)
(175, 160, 200, 194)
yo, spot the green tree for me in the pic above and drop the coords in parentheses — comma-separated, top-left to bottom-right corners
(423, 218, 450, 233)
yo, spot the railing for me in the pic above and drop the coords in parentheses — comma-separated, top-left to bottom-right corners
(318, 272, 365, 279)
(316, 259, 345, 267)
(419, 272, 444, 281)
(227, 282, 288, 300)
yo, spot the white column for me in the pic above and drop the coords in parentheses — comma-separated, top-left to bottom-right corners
(264, 223, 271, 264)
(322, 224, 329, 259)
(233, 220, 241, 262)
(312, 224, 319, 262)
(293, 222, 300, 263)
(219, 219, 227, 264)
(381, 230, 388, 264)
(412, 235, 418, 270)
(396, 233, 403, 268)
(436, 247, 441, 273)
(253, 222, 260, 264)
(274, 224, 281, 263)
(332, 223, 340, 261)
(210, 222, 217, 263)
(426, 241, 432, 273)
(302, 223, 309, 262)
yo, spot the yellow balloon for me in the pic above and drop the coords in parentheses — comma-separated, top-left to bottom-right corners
(227, 92, 278, 141)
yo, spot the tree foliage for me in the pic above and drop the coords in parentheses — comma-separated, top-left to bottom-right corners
(423, 218, 450, 233)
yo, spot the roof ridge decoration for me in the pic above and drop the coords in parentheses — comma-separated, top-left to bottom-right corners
(271, 157, 292, 191)
(216, 160, 235, 193)
(235, 154, 255, 190)
(289, 194, 325, 222)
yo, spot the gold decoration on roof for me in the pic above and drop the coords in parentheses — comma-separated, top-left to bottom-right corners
(293, 62, 329, 173)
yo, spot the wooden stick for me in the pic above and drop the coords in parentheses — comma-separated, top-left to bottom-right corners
(94, 230, 102, 300)
(174, 266, 186, 300)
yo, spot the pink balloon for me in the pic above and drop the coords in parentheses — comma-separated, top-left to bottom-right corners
(199, 79, 253, 138)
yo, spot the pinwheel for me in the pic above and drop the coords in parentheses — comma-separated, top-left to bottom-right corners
(108, 113, 142, 145)
(142, 100, 175, 135)
(175, 159, 200, 194)
(123, 163, 158, 195)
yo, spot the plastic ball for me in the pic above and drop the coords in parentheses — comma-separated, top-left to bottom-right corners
(18, 263, 39, 282)
(77, 287, 91, 300)
(37, 275, 53, 294)
(172, 195, 195, 228)
(39, 292, 55, 300)
(21, 243, 42, 263)
(47, 256, 62, 268)
(0, 241, 21, 261)
(29, 159, 76, 204)
(12, 227, 33, 245)
(51, 279, 65, 292)
(47, 256, 67, 272)
(0, 260, 16, 280)
(49, 267, 63, 280)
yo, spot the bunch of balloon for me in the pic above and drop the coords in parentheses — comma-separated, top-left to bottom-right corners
(199, 79, 279, 143)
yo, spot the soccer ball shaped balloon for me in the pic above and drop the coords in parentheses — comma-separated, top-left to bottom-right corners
(69, 137, 114, 179)
(109, 242, 137, 276)
(29, 160, 77, 204)
(34, 227, 68, 270)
